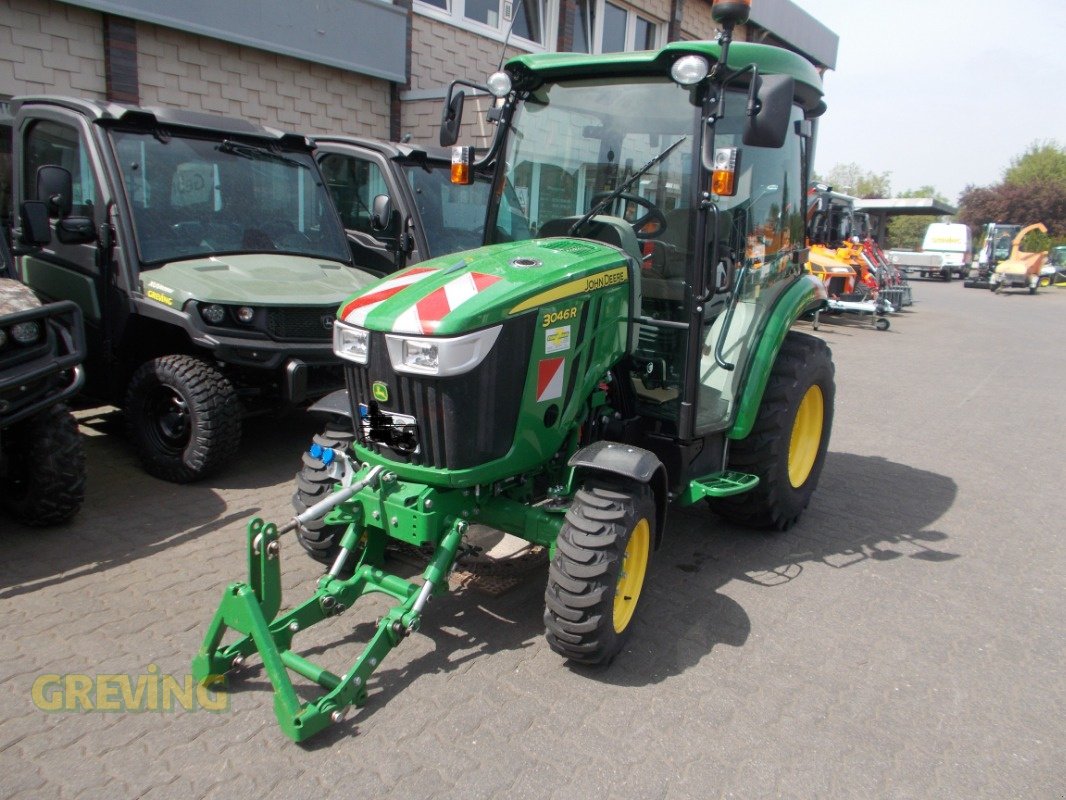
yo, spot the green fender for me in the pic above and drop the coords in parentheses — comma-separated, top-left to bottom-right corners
(727, 273, 826, 441)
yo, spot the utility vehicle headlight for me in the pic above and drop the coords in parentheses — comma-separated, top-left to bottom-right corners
(334, 321, 369, 364)
(385, 325, 502, 377)
(201, 304, 226, 325)
(0, 328, 7, 348)
(236, 306, 255, 324)
(671, 55, 709, 85)
(11, 321, 41, 345)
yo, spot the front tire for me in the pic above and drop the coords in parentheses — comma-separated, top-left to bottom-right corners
(292, 421, 357, 565)
(710, 331, 835, 531)
(125, 355, 241, 483)
(544, 479, 654, 665)
(2, 404, 86, 526)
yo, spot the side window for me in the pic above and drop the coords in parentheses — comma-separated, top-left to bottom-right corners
(318, 153, 389, 235)
(24, 119, 97, 218)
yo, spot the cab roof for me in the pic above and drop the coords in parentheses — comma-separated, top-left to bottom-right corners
(12, 95, 311, 149)
(506, 40, 824, 116)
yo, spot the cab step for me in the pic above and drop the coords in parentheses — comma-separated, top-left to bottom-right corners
(679, 471, 760, 504)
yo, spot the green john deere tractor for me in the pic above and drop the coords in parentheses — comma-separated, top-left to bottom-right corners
(194, 0, 835, 742)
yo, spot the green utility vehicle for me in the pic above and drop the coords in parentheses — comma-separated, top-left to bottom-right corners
(9, 97, 376, 482)
(0, 275, 86, 525)
(195, 0, 834, 742)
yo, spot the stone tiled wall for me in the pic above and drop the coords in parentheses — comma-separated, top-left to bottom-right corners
(135, 22, 391, 137)
(1, 0, 391, 140)
(0, 0, 106, 98)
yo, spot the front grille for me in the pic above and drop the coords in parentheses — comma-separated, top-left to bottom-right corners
(346, 315, 535, 470)
(266, 307, 335, 341)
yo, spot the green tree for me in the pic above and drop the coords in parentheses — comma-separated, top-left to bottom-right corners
(821, 162, 892, 199)
(1003, 141, 1066, 188)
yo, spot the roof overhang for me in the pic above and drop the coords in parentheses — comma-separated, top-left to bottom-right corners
(854, 198, 959, 216)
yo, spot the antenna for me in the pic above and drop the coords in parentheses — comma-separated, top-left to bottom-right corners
(497, 0, 527, 72)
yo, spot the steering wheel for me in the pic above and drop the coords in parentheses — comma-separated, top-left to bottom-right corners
(589, 192, 667, 240)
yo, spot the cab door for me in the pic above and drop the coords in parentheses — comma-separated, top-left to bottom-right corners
(14, 107, 111, 394)
(315, 142, 418, 275)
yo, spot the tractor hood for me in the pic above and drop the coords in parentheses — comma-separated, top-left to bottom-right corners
(338, 239, 633, 336)
(140, 255, 375, 308)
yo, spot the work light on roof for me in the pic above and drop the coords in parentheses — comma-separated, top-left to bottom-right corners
(671, 55, 709, 86)
(486, 71, 512, 98)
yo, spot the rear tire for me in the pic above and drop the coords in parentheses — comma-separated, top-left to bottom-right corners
(292, 421, 357, 565)
(710, 331, 835, 531)
(544, 478, 654, 665)
(2, 404, 86, 526)
(125, 355, 241, 483)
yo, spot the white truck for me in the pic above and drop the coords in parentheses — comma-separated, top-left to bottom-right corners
(887, 222, 971, 281)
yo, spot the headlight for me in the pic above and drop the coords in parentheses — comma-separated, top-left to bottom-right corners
(201, 304, 226, 325)
(402, 340, 439, 370)
(236, 306, 255, 324)
(486, 71, 512, 98)
(334, 321, 369, 364)
(0, 328, 7, 348)
(11, 321, 41, 345)
(385, 325, 502, 377)
(671, 55, 709, 85)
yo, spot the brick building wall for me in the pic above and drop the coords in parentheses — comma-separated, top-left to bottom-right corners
(1, 0, 391, 139)
(0, 0, 106, 98)
(135, 22, 390, 137)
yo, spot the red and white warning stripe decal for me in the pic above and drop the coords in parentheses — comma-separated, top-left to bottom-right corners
(340, 268, 438, 326)
(392, 272, 500, 335)
(536, 357, 565, 402)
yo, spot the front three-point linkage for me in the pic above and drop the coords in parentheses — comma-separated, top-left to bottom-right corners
(192, 456, 467, 742)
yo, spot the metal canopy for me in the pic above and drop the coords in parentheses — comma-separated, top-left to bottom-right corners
(854, 198, 959, 244)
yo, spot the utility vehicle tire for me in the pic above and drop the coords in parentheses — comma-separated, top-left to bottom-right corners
(2, 404, 86, 526)
(544, 478, 654, 666)
(125, 355, 241, 483)
(875, 317, 890, 331)
(291, 421, 357, 565)
(710, 331, 835, 531)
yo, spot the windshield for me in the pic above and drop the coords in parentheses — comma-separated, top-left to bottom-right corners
(110, 130, 350, 266)
(490, 76, 698, 257)
(402, 161, 493, 257)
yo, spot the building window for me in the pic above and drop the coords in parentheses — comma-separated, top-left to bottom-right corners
(570, 0, 662, 54)
(415, 0, 550, 49)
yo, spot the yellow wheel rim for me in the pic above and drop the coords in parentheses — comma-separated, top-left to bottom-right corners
(613, 519, 650, 633)
(788, 384, 824, 488)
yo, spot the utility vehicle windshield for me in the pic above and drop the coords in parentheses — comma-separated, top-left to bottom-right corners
(402, 162, 492, 257)
(110, 130, 350, 266)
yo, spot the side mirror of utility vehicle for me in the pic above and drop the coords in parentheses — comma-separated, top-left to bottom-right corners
(743, 73, 795, 149)
(439, 90, 466, 147)
(370, 194, 396, 234)
(36, 165, 74, 218)
(19, 200, 53, 247)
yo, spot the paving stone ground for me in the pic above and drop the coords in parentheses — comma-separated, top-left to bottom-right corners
(1, 280, 1064, 799)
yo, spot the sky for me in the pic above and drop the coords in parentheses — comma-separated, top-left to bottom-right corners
(794, 0, 1066, 204)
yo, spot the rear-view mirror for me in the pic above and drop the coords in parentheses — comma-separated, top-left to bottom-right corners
(36, 165, 74, 218)
(19, 201, 52, 246)
(440, 90, 466, 147)
(743, 74, 795, 149)
(370, 194, 395, 233)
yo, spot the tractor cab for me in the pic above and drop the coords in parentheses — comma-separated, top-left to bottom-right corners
(440, 25, 826, 488)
